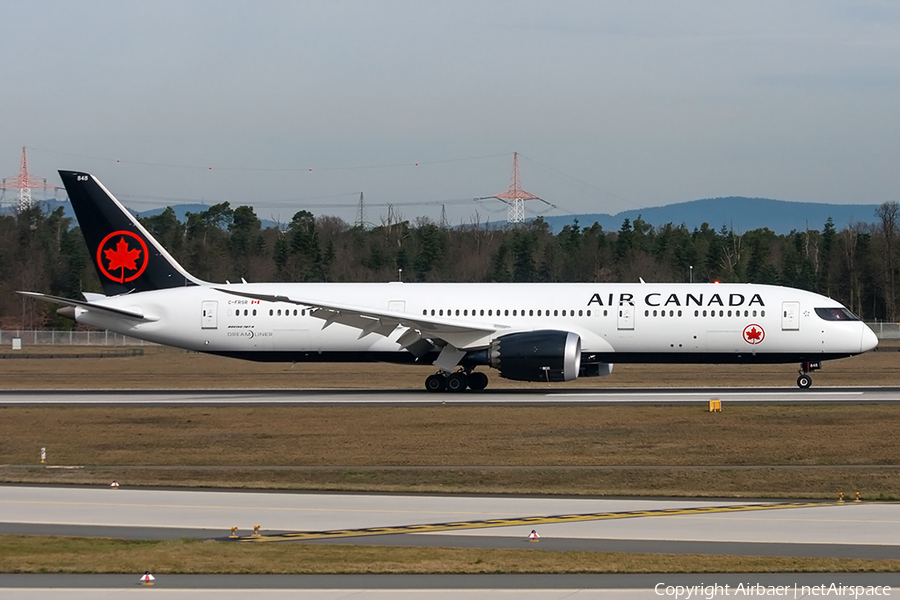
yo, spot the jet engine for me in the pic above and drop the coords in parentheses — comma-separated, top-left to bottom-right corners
(485, 330, 582, 382)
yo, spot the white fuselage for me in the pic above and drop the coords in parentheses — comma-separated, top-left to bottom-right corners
(71, 282, 877, 364)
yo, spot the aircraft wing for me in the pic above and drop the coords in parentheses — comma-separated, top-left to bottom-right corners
(214, 288, 506, 349)
(16, 291, 158, 321)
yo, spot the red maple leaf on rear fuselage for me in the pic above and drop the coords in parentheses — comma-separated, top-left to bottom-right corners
(104, 237, 142, 272)
(745, 327, 762, 341)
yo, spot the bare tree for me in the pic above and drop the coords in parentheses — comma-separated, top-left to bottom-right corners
(875, 201, 899, 319)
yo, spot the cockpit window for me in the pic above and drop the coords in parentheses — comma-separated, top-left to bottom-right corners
(815, 307, 859, 321)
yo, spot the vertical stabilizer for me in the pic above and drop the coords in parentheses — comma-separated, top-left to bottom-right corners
(59, 170, 204, 296)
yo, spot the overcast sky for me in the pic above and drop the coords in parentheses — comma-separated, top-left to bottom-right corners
(2, 0, 898, 225)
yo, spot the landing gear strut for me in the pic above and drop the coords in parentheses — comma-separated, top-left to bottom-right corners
(424, 370, 489, 393)
(797, 361, 820, 389)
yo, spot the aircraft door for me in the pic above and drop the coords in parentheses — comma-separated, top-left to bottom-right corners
(201, 301, 218, 329)
(617, 301, 634, 330)
(782, 301, 800, 331)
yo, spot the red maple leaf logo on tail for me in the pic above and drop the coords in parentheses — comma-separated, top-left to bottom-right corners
(96, 231, 149, 283)
(104, 237, 142, 273)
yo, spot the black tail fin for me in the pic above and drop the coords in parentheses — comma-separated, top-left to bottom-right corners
(59, 170, 204, 296)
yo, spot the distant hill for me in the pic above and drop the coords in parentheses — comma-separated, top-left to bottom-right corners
(540, 197, 880, 234)
(6, 195, 881, 235)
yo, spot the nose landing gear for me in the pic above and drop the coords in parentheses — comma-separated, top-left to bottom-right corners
(797, 361, 820, 389)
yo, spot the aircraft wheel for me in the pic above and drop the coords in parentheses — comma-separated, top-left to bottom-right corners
(797, 374, 812, 389)
(446, 373, 469, 393)
(468, 372, 489, 391)
(425, 374, 447, 392)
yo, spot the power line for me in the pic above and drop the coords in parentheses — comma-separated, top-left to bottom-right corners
(25, 146, 512, 174)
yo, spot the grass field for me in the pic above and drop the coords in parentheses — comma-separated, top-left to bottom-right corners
(1, 342, 899, 389)
(2, 404, 899, 497)
(3, 535, 900, 574)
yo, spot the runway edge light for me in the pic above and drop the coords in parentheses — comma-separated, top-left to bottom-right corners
(140, 571, 155, 586)
(528, 530, 540, 542)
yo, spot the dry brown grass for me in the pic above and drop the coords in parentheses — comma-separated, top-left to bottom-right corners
(1, 343, 899, 389)
(2, 404, 900, 497)
(2, 535, 899, 574)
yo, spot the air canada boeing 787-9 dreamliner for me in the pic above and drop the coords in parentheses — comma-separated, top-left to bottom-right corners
(20, 171, 878, 391)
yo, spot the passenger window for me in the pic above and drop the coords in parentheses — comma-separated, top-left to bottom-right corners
(252, 309, 257, 316)
(761, 310, 766, 317)
(269, 309, 273, 316)
(645, 310, 650, 317)
(752, 310, 757, 317)
(553, 310, 558, 316)
(578, 310, 583, 317)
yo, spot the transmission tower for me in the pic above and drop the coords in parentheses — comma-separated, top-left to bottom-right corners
(491, 152, 542, 224)
(1, 148, 57, 211)
(355, 192, 366, 228)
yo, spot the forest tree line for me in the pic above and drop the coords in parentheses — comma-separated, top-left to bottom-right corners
(2, 199, 900, 329)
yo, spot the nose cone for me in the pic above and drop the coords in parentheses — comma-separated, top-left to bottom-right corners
(861, 324, 878, 353)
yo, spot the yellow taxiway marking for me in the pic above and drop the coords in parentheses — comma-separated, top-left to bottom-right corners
(236, 501, 830, 543)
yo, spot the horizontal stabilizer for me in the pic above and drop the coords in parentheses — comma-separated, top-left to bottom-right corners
(16, 291, 157, 321)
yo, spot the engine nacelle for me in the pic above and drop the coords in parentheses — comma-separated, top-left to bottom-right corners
(488, 330, 582, 382)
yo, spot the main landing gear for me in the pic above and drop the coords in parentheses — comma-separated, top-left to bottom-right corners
(424, 370, 489, 393)
(797, 361, 821, 389)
